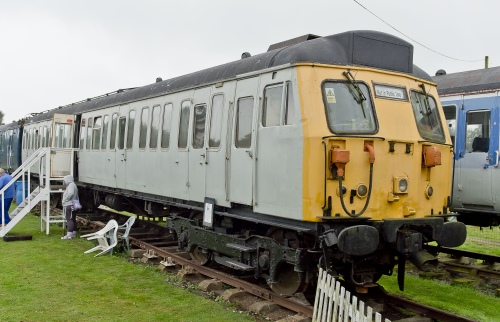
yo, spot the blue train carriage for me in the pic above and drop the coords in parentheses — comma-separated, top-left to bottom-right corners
(433, 66, 500, 227)
(0, 121, 23, 174)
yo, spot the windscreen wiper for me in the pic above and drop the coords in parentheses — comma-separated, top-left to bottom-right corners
(343, 70, 367, 118)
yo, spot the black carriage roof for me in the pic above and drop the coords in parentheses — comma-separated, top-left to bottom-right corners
(0, 121, 22, 132)
(432, 66, 500, 96)
(26, 30, 431, 124)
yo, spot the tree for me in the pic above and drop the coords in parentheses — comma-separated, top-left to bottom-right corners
(0, 110, 4, 125)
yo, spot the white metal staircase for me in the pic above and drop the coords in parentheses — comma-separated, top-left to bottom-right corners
(0, 147, 74, 238)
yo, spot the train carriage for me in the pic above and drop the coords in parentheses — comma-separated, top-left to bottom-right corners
(0, 121, 23, 174)
(14, 30, 466, 294)
(434, 66, 500, 227)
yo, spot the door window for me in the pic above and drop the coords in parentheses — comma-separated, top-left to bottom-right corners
(110, 113, 118, 149)
(192, 104, 207, 149)
(126, 110, 136, 149)
(139, 107, 149, 149)
(150, 105, 160, 149)
(466, 110, 490, 153)
(118, 117, 126, 150)
(235, 97, 254, 148)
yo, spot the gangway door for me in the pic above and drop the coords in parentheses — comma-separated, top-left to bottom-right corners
(50, 114, 75, 177)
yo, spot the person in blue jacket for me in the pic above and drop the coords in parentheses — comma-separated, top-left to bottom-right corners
(0, 168, 15, 226)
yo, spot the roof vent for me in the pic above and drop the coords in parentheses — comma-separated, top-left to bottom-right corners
(156, 77, 163, 83)
(435, 69, 447, 76)
(267, 34, 321, 52)
(241, 52, 251, 59)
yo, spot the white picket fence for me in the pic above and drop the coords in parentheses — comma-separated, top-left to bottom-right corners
(313, 268, 391, 322)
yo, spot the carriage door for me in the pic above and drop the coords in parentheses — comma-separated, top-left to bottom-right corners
(51, 113, 74, 177)
(230, 77, 259, 205)
(457, 109, 496, 208)
(115, 106, 130, 189)
(188, 88, 211, 202)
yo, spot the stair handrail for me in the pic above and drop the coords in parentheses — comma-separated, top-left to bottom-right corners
(0, 147, 50, 225)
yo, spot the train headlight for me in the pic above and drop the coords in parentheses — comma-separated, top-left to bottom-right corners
(425, 184, 433, 199)
(393, 176, 409, 194)
(356, 183, 368, 199)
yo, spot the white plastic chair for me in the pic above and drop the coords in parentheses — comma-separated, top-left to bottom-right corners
(117, 216, 136, 252)
(81, 219, 119, 257)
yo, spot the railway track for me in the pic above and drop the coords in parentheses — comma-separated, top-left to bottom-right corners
(75, 210, 480, 322)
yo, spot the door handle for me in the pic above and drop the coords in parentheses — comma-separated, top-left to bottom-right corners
(246, 150, 253, 158)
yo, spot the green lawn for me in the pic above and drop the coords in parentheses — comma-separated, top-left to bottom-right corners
(0, 215, 255, 322)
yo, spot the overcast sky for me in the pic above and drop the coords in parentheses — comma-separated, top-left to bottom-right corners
(0, 0, 495, 123)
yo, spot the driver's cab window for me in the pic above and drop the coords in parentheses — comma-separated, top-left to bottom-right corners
(466, 110, 490, 153)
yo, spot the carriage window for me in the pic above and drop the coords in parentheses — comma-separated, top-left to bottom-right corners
(178, 100, 191, 149)
(40, 127, 45, 148)
(34, 130, 40, 149)
(236, 97, 254, 148)
(54, 123, 72, 148)
(323, 81, 377, 134)
(92, 116, 102, 150)
(23, 130, 27, 150)
(443, 105, 457, 147)
(79, 120, 86, 149)
(150, 105, 160, 149)
(101, 115, 109, 150)
(209, 94, 223, 148)
(262, 84, 282, 127)
(410, 91, 445, 143)
(139, 107, 149, 149)
(161, 103, 173, 149)
(43, 126, 49, 147)
(0, 132, 3, 152)
(466, 110, 490, 153)
(127, 110, 136, 149)
(86, 118, 93, 150)
(28, 128, 32, 150)
(192, 104, 207, 149)
(118, 116, 126, 149)
(110, 113, 118, 149)
(285, 82, 296, 125)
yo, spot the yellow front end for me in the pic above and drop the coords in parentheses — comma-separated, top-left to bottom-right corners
(297, 64, 453, 222)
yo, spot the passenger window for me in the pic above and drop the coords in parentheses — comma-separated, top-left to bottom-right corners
(35, 129, 40, 149)
(262, 85, 282, 127)
(443, 105, 456, 148)
(110, 113, 118, 149)
(118, 116, 126, 149)
(79, 120, 86, 149)
(150, 105, 160, 149)
(28, 128, 32, 150)
(285, 82, 296, 125)
(127, 110, 136, 149)
(209, 94, 223, 148)
(178, 100, 191, 149)
(92, 116, 102, 150)
(22, 130, 27, 150)
(235, 97, 254, 148)
(192, 104, 207, 149)
(86, 118, 93, 150)
(466, 110, 490, 153)
(139, 107, 149, 149)
(43, 126, 49, 147)
(101, 115, 109, 150)
(161, 103, 173, 149)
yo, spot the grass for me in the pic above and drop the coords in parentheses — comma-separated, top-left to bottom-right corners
(0, 214, 255, 322)
(458, 225, 500, 255)
(379, 273, 500, 322)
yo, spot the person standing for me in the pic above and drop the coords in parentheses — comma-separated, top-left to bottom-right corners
(61, 175, 79, 239)
(0, 168, 15, 226)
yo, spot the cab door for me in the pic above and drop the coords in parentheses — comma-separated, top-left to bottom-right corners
(456, 107, 497, 208)
(229, 77, 259, 205)
(51, 114, 74, 178)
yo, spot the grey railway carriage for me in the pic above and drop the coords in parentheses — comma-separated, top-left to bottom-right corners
(19, 30, 465, 294)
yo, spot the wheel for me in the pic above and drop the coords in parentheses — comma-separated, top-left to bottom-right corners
(268, 262, 307, 296)
(189, 245, 212, 265)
